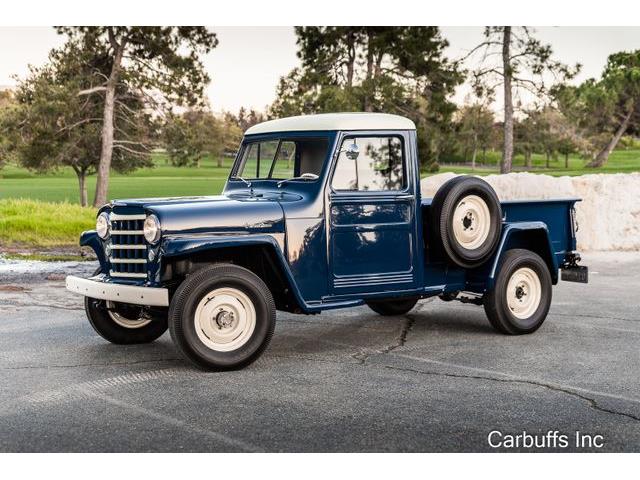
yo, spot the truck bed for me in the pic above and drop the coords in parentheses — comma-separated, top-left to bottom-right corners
(421, 197, 580, 273)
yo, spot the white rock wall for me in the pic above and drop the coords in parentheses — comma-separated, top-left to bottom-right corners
(420, 172, 640, 251)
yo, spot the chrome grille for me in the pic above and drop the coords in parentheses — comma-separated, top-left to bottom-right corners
(109, 213, 148, 279)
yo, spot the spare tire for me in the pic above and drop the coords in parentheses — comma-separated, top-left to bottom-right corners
(430, 176, 502, 268)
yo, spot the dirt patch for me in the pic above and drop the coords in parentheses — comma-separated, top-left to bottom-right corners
(0, 243, 96, 260)
(0, 285, 31, 292)
(44, 274, 67, 281)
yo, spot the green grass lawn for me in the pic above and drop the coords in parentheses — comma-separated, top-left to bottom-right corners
(1, 149, 639, 250)
(0, 154, 234, 204)
(2, 150, 639, 205)
(0, 198, 95, 247)
(435, 149, 640, 176)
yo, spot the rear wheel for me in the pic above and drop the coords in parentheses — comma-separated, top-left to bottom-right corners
(366, 298, 418, 316)
(169, 264, 276, 370)
(484, 249, 552, 335)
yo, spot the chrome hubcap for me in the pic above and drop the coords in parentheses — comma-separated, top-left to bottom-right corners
(215, 310, 235, 329)
(506, 267, 542, 320)
(453, 195, 491, 250)
(194, 287, 256, 352)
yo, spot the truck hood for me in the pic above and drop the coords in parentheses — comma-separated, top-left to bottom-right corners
(110, 193, 289, 236)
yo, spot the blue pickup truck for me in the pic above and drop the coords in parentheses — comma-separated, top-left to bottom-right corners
(66, 113, 588, 370)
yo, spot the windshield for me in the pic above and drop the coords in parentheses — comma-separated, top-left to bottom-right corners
(233, 137, 329, 181)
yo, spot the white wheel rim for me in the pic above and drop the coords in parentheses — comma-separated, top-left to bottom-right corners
(452, 195, 491, 250)
(106, 301, 152, 329)
(194, 287, 256, 352)
(506, 267, 542, 320)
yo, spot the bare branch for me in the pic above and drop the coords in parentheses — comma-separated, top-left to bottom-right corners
(112, 144, 149, 156)
(461, 41, 502, 61)
(113, 140, 151, 150)
(56, 117, 102, 134)
(107, 27, 119, 50)
(77, 85, 107, 96)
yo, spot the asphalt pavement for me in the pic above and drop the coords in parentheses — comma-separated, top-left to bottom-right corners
(0, 252, 638, 452)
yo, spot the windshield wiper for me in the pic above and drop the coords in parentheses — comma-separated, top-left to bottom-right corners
(230, 175, 252, 188)
(277, 173, 319, 188)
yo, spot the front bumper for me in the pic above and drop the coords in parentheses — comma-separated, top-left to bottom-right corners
(65, 275, 169, 307)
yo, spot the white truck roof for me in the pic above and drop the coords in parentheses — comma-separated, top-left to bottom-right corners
(245, 113, 416, 135)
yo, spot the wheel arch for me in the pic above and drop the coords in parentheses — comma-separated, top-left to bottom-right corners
(487, 222, 558, 290)
(161, 235, 307, 313)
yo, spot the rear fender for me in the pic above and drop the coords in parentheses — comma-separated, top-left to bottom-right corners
(486, 222, 558, 290)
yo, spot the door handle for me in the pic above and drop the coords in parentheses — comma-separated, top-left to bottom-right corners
(395, 194, 414, 200)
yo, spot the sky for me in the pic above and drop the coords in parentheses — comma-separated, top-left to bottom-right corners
(1, 26, 639, 114)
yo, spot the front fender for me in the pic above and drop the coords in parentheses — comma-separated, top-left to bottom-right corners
(160, 234, 313, 313)
(486, 222, 558, 290)
(80, 230, 108, 271)
(161, 233, 285, 258)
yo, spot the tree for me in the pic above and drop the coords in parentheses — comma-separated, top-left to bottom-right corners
(0, 89, 17, 169)
(4, 42, 152, 206)
(515, 106, 584, 170)
(233, 107, 267, 131)
(468, 27, 579, 173)
(558, 51, 640, 167)
(270, 27, 462, 170)
(163, 109, 242, 168)
(56, 27, 218, 207)
(456, 102, 495, 169)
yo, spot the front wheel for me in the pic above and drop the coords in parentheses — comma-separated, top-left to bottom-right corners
(85, 297, 168, 344)
(483, 249, 552, 335)
(84, 267, 168, 344)
(366, 298, 418, 316)
(168, 264, 276, 370)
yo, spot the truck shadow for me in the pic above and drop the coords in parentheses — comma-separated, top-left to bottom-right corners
(408, 307, 497, 335)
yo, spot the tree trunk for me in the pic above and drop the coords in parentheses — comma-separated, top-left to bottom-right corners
(565, 153, 569, 169)
(525, 151, 532, 169)
(93, 31, 125, 207)
(501, 26, 514, 174)
(374, 52, 383, 79)
(471, 131, 478, 170)
(545, 150, 550, 168)
(587, 108, 633, 168)
(364, 35, 374, 112)
(76, 168, 88, 207)
(217, 156, 223, 168)
(346, 31, 355, 88)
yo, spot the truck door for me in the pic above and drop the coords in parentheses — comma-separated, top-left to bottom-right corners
(327, 132, 419, 296)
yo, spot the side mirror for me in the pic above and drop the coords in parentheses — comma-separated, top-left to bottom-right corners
(344, 142, 359, 160)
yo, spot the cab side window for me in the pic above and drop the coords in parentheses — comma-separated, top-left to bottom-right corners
(331, 136, 405, 192)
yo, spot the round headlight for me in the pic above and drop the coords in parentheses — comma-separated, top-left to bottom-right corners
(143, 214, 161, 244)
(96, 212, 110, 239)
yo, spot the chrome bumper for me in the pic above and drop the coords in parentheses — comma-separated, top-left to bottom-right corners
(65, 275, 169, 307)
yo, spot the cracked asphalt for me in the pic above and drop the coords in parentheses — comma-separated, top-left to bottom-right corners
(0, 252, 639, 452)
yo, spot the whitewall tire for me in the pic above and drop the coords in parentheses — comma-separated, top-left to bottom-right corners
(484, 249, 552, 335)
(85, 268, 168, 344)
(169, 264, 276, 370)
(430, 176, 502, 268)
